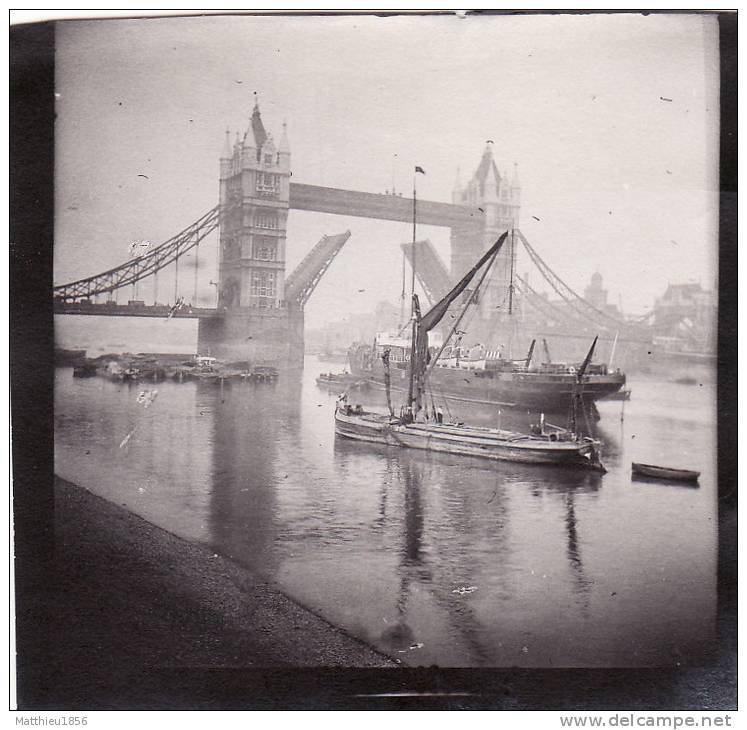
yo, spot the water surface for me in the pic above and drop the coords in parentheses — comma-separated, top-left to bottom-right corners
(54, 356, 717, 667)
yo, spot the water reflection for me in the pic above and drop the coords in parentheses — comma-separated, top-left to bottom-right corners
(206, 377, 300, 571)
(380, 459, 426, 654)
(54, 359, 717, 668)
(331, 436, 609, 664)
(564, 492, 593, 614)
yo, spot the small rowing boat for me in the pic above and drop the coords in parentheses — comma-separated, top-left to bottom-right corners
(631, 462, 700, 482)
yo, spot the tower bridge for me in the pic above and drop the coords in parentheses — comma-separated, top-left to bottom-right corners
(55, 97, 520, 364)
(55, 97, 644, 365)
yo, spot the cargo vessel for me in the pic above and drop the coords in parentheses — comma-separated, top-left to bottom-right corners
(347, 336, 626, 413)
(335, 226, 605, 471)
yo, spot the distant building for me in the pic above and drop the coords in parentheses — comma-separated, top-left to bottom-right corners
(652, 282, 716, 353)
(519, 272, 623, 334)
(583, 271, 622, 319)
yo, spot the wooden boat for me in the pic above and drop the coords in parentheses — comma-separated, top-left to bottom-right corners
(334, 204, 605, 471)
(336, 407, 602, 466)
(631, 462, 700, 482)
(244, 366, 279, 383)
(316, 372, 368, 391)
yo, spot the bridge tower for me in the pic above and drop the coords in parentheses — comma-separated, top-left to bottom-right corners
(199, 98, 304, 365)
(218, 98, 291, 309)
(451, 144, 521, 340)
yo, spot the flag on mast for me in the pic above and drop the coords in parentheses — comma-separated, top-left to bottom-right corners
(415, 166, 426, 175)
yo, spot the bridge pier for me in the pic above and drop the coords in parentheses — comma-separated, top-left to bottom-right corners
(197, 307, 304, 367)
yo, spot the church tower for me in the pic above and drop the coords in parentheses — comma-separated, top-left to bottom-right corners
(218, 96, 291, 311)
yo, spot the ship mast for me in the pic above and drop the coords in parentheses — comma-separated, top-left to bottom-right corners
(570, 335, 598, 435)
(411, 173, 417, 315)
(406, 167, 426, 416)
(409, 231, 509, 419)
(507, 226, 517, 358)
(423, 240, 504, 385)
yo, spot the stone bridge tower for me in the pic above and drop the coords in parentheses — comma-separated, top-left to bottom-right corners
(218, 98, 291, 309)
(198, 98, 303, 365)
(451, 143, 521, 342)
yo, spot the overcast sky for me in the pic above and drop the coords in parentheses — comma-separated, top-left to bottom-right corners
(54, 13, 719, 328)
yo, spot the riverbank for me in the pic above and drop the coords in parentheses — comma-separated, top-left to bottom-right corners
(46, 476, 394, 705)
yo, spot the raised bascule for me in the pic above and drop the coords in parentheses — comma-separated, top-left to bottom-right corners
(54, 96, 645, 365)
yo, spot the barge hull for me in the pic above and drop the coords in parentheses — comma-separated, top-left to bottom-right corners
(334, 412, 596, 466)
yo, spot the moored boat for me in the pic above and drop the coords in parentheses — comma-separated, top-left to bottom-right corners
(335, 405, 601, 467)
(316, 371, 369, 391)
(631, 462, 700, 482)
(348, 337, 625, 412)
(334, 212, 605, 471)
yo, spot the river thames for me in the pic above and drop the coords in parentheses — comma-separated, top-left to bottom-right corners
(54, 348, 717, 669)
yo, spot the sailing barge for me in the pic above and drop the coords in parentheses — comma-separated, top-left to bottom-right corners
(334, 228, 605, 470)
(335, 408, 602, 466)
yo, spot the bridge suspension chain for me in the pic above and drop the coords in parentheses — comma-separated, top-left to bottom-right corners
(514, 274, 605, 334)
(516, 230, 639, 334)
(53, 205, 225, 302)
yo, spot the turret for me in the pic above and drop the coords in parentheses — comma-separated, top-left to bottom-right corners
(234, 131, 242, 168)
(220, 128, 232, 179)
(221, 128, 232, 159)
(481, 145, 500, 201)
(451, 165, 462, 204)
(277, 120, 291, 172)
(509, 162, 521, 226)
(511, 162, 521, 198)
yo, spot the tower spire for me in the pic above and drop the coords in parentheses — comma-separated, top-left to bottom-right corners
(221, 128, 232, 159)
(279, 119, 290, 154)
(250, 92, 267, 151)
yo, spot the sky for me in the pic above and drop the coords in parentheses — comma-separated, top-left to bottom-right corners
(54, 13, 720, 329)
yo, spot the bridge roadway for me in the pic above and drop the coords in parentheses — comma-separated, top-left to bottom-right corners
(289, 183, 483, 228)
(53, 301, 223, 319)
